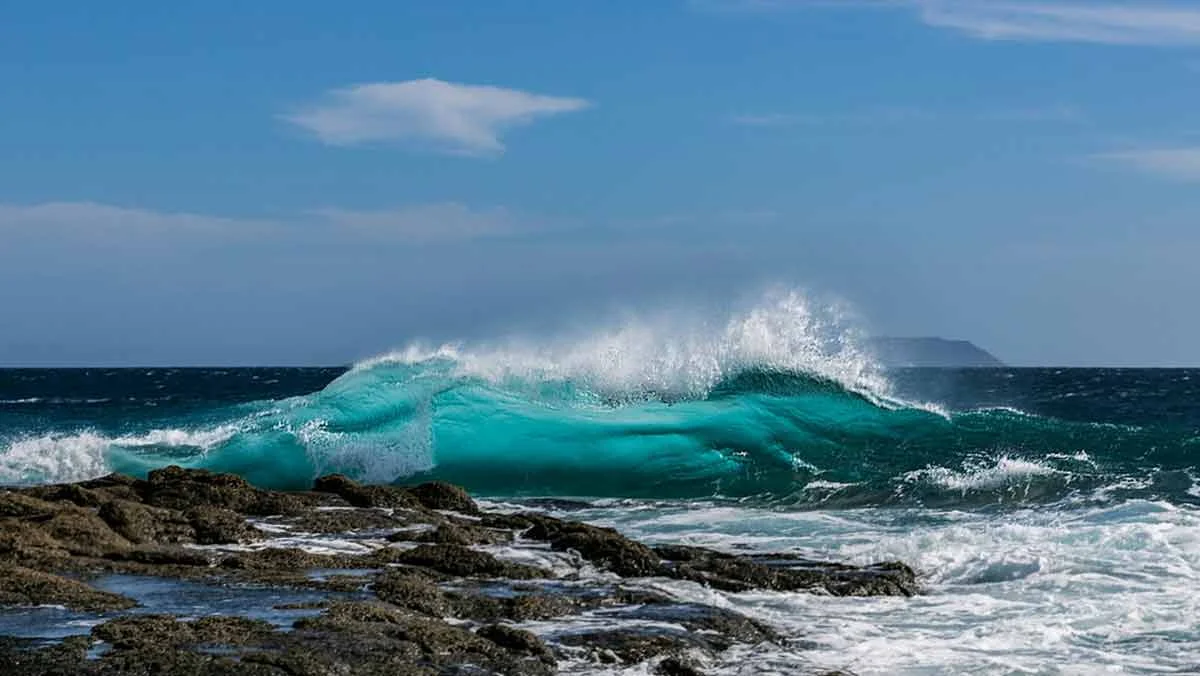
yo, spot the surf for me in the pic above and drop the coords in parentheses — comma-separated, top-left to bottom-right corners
(2, 290, 1198, 507)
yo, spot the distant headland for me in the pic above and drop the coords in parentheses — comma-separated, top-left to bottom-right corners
(867, 337, 1005, 368)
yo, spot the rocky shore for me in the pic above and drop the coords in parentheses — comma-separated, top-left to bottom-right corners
(0, 467, 917, 675)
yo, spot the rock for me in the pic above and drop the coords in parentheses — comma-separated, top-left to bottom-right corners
(557, 629, 709, 664)
(514, 515, 663, 577)
(43, 505, 132, 558)
(0, 492, 62, 519)
(448, 591, 578, 622)
(112, 545, 214, 567)
(658, 656, 709, 676)
(0, 564, 136, 611)
(0, 635, 91, 675)
(292, 601, 555, 676)
(655, 545, 918, 596)
(19, 483, 108, 508)
(99, 499, 194, 545)
(143, 466, 303, 516)
(186, 506, 258, 544)
(93, 614, 197, 648)
(400, 522, 508, 546)
(404, 481, 479, 514)
(611, 602, 777, 649)
(281, 507, 406, 534)
(398, 544, 547, 579)
(0, 520, 69, 565)
(312, 474, 420, 510)
(93, 614, 276, 649)
(477, 624, 555, 665)
(372, 568, 447, 616)
(220, 547, 344, 572)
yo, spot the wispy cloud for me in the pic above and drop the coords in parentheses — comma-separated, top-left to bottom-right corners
(316, 203, 526, 243)
(731, 107, 933, 127)
(0, 202, 274, 244)
(1095, 147, 1200, 181)
(284, 78, 591, 156)
(702, 1, 1200, 46)
(978, 104, 1082, 122)
(0, 201, 537, 247)
(730, 104, 1080, 127)
(730, 112, 823, 127)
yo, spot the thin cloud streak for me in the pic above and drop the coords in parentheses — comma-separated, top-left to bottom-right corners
(730, 104, 1081, 127)
(284, 78, 590, 156)
(0, 202, 539, 247)
(1096, 148, 1200, 181)
(703, 1, 1200, 46)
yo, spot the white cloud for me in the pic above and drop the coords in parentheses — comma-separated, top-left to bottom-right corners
(1095, 148, 1200, 181)
(703, 1, 1200, 46)
(284, 78, 591, 156)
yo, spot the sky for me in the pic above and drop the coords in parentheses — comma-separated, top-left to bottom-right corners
(3, 0, 1200, 367)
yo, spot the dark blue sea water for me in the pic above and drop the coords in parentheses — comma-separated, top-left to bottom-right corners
(3, 296, 1199, 673)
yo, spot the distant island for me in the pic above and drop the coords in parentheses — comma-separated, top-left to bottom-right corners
(867, 337, 1005, 368)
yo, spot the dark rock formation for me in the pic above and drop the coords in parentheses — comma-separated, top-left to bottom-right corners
(0, 565, 135, 611)
(656, 545, 918, 596)
(397, 543, 548, 579)
(311, 474, 419, 510)
(404, 480, 480, 514)
(0, 468, 918, 675)
(490, 512, 663, 577)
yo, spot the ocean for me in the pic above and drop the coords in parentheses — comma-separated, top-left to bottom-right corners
(3, 295, 1199, 674)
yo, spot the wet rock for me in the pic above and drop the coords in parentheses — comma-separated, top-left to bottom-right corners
(448, 591, 579, 622)
(476, 624, 555, 665)
(99, 499, 194, 545)
(513, 515, 663, 577)
(187, 505, 258, 544)
(404, 481, 479, 515)
(93, 614, 200, 648)
(398, 544, 548, 579)
(557, 629, 710, 664)
(93, 614, 276, 649)
(112, 545, 214, 567)
(401, 522, 508, 546)
(220, 547, 344, 572)
(0, 564, 136, 611)
(373, 568, 448, 616)
(0, 492, 62, 519)
(612, 602, 778, 648)
(291, 601, 555, 676)
(282, 507, 407, 534)
(0, 520, 70, 565)
(0, 635, 90, 675)
(312, 474, 420, 510)
(43, 505, 132, 558)
(142, 466, 303, 516)
(655, 545, 918, 596)
(658, 656, 709, 676)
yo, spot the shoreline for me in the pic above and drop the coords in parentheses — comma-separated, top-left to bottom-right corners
(0, 467, 916, 675)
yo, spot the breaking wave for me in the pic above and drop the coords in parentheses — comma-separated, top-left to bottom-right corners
(2, 291, 1198, 506)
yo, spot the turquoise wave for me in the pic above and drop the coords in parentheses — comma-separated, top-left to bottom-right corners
(82, 357, 1197, 506)
(5, 289, 1198, 506)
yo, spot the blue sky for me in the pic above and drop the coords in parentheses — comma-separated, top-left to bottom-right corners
(3, 0, 1200, 366)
